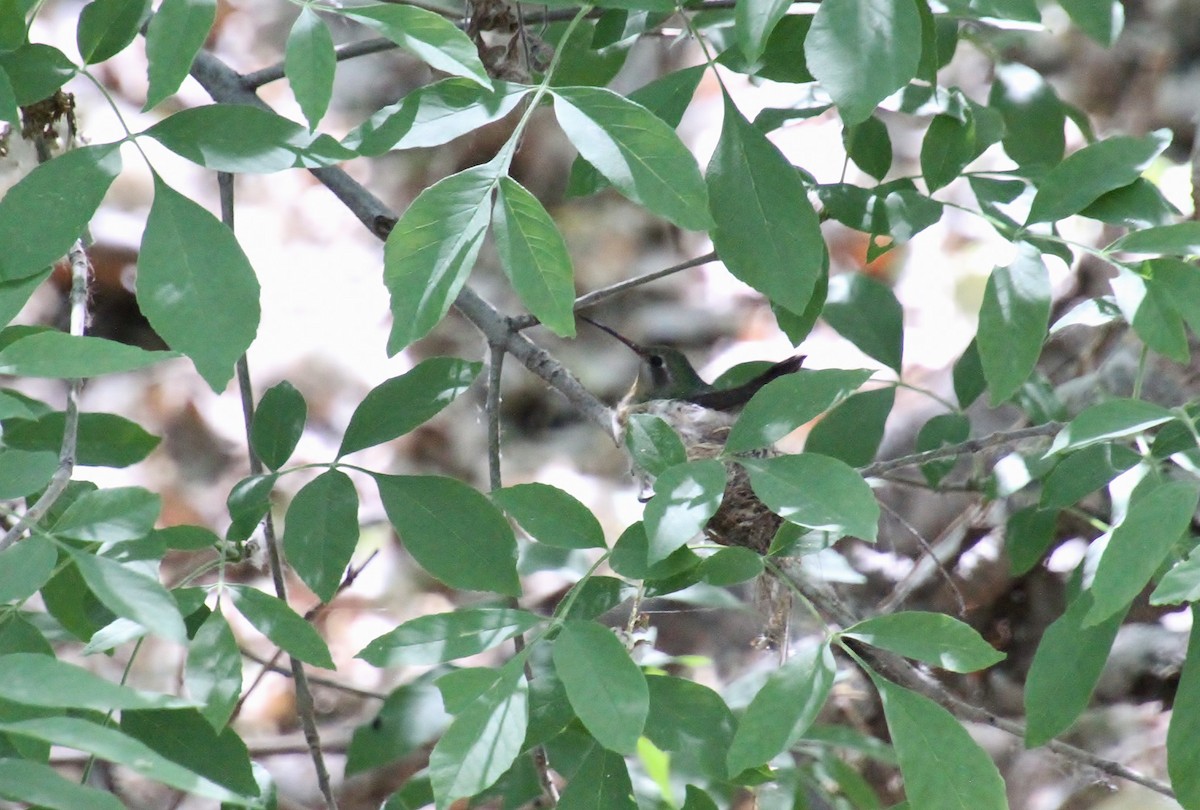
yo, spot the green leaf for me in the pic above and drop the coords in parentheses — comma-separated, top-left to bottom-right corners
(1046, 399, 1175, 455)
(283, 469, 360, 603)
(643, 675, 735, 781)
(144, 105, 355, 172)
(947, 341, 983, 411)
(1081, 178, 1179, 229)
(806, 0, 922, 124)
(1024, 590, 1126, 746)
(726, 369, 872, 454)
(339, 357, 481, 457)
(0, 535, 55, 602)
(1060, 0, 1123, 45)
(741, 453, 879, 541)
(920, 113, 972, 192)
(492, 483, 605, 550)
(384, 164, 497, 353)
(844, 115, 892, 181)
(0, 716, 250, 802)
(643, 459, 727, 565)
(566, 66, 705, 198)
(358, 608, 541, 667)
(553, 620, 648, 754)
(915, 412, 970, 486)
(226, 473, 276, 543)
(1109, 221, 1200, 256)
(1084, 480, 1199, 626)
(0, 44, 74, 105)
(609, 521, 700, 581)
(69, 550, 187, 643)
(251, 380, 306, 471)
(2, 411, 159, 467)
(185, 610, 242, 729)
(341, 4, 490, 87)
(0, 759, 124, 810)
(0, 269, 50, 331)
(228, 585, 335, 669)
(736, 0, 791, 64)
(285, 6, 335, 129)
(428, 659, 527, 809)
(822, 272, 904, 372)
(624, 413, 687, 477)
(989, 63, 1065, 171)
(375, 474, 519, 596)
(493, 177, 576, 337)
(1151, 552, 1200, 605)
(843, 611, 1004, 672)
(52, 486, 160, 543)
(120, 708, 257, 795)
(976, 247, 1050, 405)
(707, 92, 824, 315)
(0, 143, 121, 281)
(0, 330, 173, 377)
(143, 0, 217, 111)
(1006, 506, 1057, 576)
(138, 176, 260, 391)
(0, 652, 190, 710)
(726, 640, 836, 774)
(347, 679, 448, 776)
(556, 742, 637, 808)
(1026, 130, 1170, 224)
(1041, 443, 1140, 511)
(1110, 266, 1188, 362)
(344, 79, 529, 156)
(803, 387, 895, 466)
(1150, 258, 1200, 337)
(1168, 608, 1200, 808)
(699, 546, 763, 586)
(76, 0, 150, 64)
(551, 86, 712, 231)
(873, 676, 1006, 809)
(0, 449, 57, 499)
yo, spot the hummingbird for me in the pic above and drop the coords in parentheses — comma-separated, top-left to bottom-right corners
(579, 315, 805, 459)
(581, 315, 805, 650)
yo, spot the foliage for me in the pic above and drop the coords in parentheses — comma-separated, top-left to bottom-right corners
(0, 0, 1195, 808)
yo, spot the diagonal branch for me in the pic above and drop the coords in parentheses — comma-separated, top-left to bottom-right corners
(188, 49, 614, 437)
(858, 422, 1063, 479)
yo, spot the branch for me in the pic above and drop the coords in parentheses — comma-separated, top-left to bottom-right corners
(223, 173, 338, 810)
(858, 422, 1062, 479)
(0, 239, 87, 552)
(509, 250, 718, 332)
(189, 49, 615, 437)
(780, 571, 1176, 800)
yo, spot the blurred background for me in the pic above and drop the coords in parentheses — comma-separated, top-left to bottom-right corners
(7, 0, 1200, 807)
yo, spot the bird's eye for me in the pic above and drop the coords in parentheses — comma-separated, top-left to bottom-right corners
(649, 354, 664, 368)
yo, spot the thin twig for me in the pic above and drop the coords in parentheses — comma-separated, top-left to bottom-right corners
(240, 648, 387, 701)
(0, 239, 88, 552)
(222, 172, 338, 810)
(876, 499, 967, 617)
(858, 422, 1062, 479)
(485, 342, 560, 805)
(780, 569, 1176, 800)
(509, 250, 719, 331)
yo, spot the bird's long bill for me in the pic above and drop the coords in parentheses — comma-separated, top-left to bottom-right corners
(578, 315, 651, 358)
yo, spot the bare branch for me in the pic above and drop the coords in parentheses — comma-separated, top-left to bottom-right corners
(0, 239, 87, 552)
(509, 250, 718, 332)
(223, 172, 338, 810)
(858, 422, 1062, 479)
